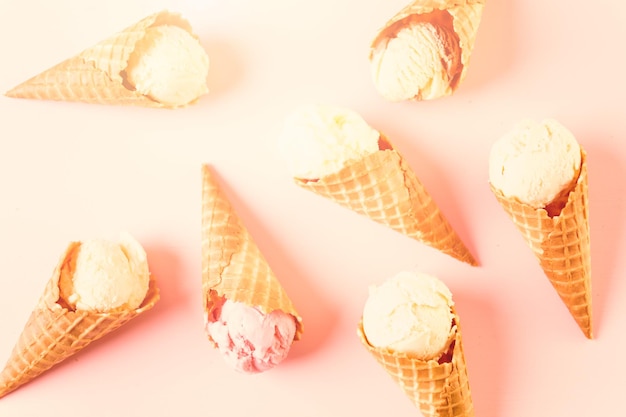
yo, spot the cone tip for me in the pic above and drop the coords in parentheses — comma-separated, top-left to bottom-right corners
(0, 379, 18, 400)
(447, 243, 479, 267)
(462, 252, 479, 267)
(4, 86, 20, 98)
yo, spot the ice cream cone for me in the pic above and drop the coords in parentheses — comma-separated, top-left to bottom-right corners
(490, 151, 592, 338)
(201, 165, 303, 343)
(370, 0, 486, 100)
(357, 307, 473, 417)
(0, 242, 160, 399)
(293, 137, 477, 266)
(5, 10, 200, 107)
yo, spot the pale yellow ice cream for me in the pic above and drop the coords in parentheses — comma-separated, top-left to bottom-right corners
(489, 119, 582, 209)
(362, 271, 454, 360)
(59, 233, 150, 312)
(369, 2, 485, 101)
(278, 104, 381, 179)
(126, 25, 209, 107)
(371, 22, 453, 101)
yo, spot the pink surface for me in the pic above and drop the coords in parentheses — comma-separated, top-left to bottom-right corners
(1, 0, 625, 415)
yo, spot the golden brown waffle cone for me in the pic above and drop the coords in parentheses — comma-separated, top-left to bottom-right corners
(490, 151, 592, 338)
(294, 138, 477, 266)
(357, 307, 474, 417)
(5, 10, 201, 107)
(370, 0, 486, 99)
(0, 242, 160, 399)
(201, 165, 303, 343)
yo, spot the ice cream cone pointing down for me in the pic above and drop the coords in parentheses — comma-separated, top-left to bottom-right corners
(201, 165, 303, 344)
(491, 154, 592, 338)
(0, 237, 159, 399)
(5, 10, 209, 108)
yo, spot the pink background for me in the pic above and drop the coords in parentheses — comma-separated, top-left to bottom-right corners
(1, 0, 625, 415)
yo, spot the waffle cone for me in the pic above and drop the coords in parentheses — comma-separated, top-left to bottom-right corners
(5, 10, 200, 107)
(201, 165, 303, 342)
(294, 139, 476, 266)
(370, 0, 486, 99)
(357, 307, 473, 416)
(490, 151, 592, 338)
(0, 242, 160, 399)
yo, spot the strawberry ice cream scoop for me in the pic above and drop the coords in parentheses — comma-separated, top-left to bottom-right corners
(206, 298, 297, 373)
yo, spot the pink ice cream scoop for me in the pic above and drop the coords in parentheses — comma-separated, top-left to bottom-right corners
(206, 298, 297, 373)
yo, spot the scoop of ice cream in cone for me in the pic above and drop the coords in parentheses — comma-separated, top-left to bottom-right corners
(358, 271, 474, 416)
(370, 0, 486, 101)
(205, 298, 297, 373)
(5, 10, 209, 108)
(278, 104, 477, 266)
(278, 103, 381, 180)
(489, 119, 582, 215)
(59, 234, 150, 312)
(201, 165, 303, 373)
(125, 24, 209, 106)
(0, 233, 158, 399)
(489, 119, 593, 338)
(362, 271, 454, 360)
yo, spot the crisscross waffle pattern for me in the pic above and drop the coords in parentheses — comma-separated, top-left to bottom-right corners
(0, 243, 160, 399)
(357, 308, 473, 417)
(5, 11, 196, 107)
(490, 153, 592, 338)
(295, 147, 476, 265)
(201, 165, 303, 343)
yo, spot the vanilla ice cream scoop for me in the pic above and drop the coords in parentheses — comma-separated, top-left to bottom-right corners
(126, 24, 209, 107)
(489, 119, 582, 210)
(58, 233, 150, 312)
(278, 104, 381, 180)
(206, 299, 297, 373)
(370, 2, 485, 101)
(371, 18, 460, 101)
(362, 271, 454, 360)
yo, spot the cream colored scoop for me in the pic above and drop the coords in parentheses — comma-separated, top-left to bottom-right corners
(126, 25, 209, 107)
(59, 233, 150, 312)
